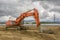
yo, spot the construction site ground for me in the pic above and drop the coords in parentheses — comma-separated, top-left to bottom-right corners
(0, 25, 60, 40)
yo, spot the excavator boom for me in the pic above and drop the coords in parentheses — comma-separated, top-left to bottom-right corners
(6, 8, 40, 27)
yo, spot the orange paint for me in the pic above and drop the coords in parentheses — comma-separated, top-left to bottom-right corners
(6, 8, 40, 27)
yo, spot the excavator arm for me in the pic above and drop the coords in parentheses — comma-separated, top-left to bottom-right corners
(6, 8, 40, 27)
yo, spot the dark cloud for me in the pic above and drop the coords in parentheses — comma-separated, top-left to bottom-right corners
(50, 8, 60, 12)
(0, 0, 34, 17)
(32, 0, 44, 2)
(0, 1, 20, 17)
(0, 0, 60, 22)
(45, 0, 60, 6)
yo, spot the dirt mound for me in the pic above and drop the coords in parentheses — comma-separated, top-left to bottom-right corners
(0, 30, 57, 40)
(0, 26, 59, 40)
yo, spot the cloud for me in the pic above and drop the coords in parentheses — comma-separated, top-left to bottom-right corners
(0, 0, 60, 22)
(0, 15, 16, 22)
(33, 1, 49, 18)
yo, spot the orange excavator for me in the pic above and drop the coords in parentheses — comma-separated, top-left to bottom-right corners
(6, 8, 40, 30)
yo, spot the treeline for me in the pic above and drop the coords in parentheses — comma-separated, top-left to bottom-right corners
(25, 22, 60, 24)
(0, 22, 60, 24)
(40, 22, 60, 24)
(0, 22, 6, 24)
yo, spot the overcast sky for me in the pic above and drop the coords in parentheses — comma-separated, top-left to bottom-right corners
(0, 0, 60, 22)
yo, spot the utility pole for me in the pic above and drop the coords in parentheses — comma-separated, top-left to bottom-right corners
(54, 14, 55, 23)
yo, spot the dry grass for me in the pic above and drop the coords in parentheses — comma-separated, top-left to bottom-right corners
(0, 25, 59, 40)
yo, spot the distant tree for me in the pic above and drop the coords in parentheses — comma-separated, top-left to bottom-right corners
(32, 22, 36, 24)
